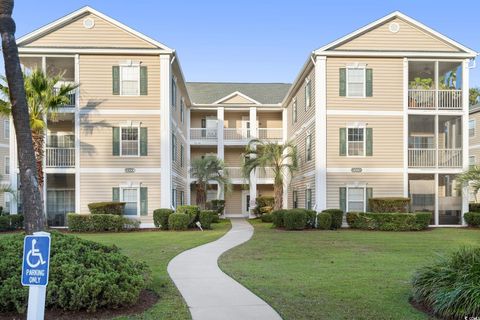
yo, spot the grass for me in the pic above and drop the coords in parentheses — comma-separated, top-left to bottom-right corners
(75, 220, 231, 319)
(219, 220, 480, 320)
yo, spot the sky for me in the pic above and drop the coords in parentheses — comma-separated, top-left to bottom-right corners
(3, 0, 480, 86)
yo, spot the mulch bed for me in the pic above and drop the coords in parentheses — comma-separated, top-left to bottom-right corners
(409, 298, 442, 320)
(0, 289, 158, 320)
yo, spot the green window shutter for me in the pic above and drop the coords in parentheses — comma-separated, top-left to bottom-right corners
(366, 128, 373, 156)
(112, 66, 120, 95)
(366, 188, 373, 212)
(140, 127, 148, 156)
(140, 66, 148, 95)
(339, 128, 346, 156)
(339, 187, 347, 213)
(140, 187, 148, 216)
(339, 68, 346, 96)
(366, 68, 373, 97)
(112, 127, 120, 156)
(112, 187, 120, 202)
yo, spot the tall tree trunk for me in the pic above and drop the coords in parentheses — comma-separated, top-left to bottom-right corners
(31, 130, 44, 187)
(196, 182, 206, 208)
(273, 182, 283, 210)
(0, 0, 44, 233)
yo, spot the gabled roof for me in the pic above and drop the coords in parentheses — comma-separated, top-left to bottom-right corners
(212, 91, 261, 105)
(314, 11, 477, 57)
(186, 82, 291, 105)
(17, 6, 173, 52)
(470, 103, 480, 114)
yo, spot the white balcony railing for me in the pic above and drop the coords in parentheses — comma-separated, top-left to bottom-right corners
(225, 167, 243, 179)
(408, 89, 462, 110)
(257, 167, 275, 179)
(408, 148, 462, 168)
(190, 128, 284, 143)
(46, 147, 75, 167)
(224, 128, 251, 141)
(190, 128, 218, 141)
(258, 128, 283, 141)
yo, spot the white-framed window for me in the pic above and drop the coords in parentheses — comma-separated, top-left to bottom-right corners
(305, 133, 312, 161)
(292, 98, 297, 123)
(347, 127, 365, 157)
(347, 67, 366, 98)
(179, 191, 185, 205)
(469, 119, 476, 137)
(347, 187, 366, 212)
(180, 98, 185, 123)
(305, 79, 311, 110)
(120, 127, 140, 156)
(121, 187, 139, 216)
(4, 119, 9, 139)
(172, 78, 177, 110)
(470, 155, 476, 168)
(292, 190, 298, 208)
(4, 156, 9, 175)
(120, 64, 140, 96)
(305, 188, 312, 210)
(172, 133, 177, 162)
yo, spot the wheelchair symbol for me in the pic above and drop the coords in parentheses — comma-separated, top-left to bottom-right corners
(26, 239, 46, 268)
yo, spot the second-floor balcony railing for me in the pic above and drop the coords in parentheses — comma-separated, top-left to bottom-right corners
(190, 128, 283, 143)
(258, 128, 283, 141)
(224, 128, 251, 141)
(46, 147, 75, 167)
(408, 89, 462, 110)
(190, 128, 218, 141)
(408, 148, 462, 168)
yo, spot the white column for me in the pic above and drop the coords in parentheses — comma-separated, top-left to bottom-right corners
(160, 54, 172, 208)
(217, 107, 224, 200)
(74, 54, 80, 213)
(402, 58, 409, 197)
(314, 55, 327, 210)
(282, 107, 289, 209)
(249, 107, 257, 218)
(186, 107, 191, 205)
(42, 116, 47, 216)
(461, 59, 470, 224)
(9, 117, 17, 214)
(434, 173, 439, 226)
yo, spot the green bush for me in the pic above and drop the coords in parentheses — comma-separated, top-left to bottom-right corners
(0, 214, 24, 231)
(210, 211, 220, 223)
(87, 202, 126, 215)
(176, 205, 200, 227)
(322, 209, 344, 229)
(260, 214, 273, 223)
(153, 208, 174, 230)
(468, 203, 480, 212)
(284, 209, 308, 230)
(317, 213, 332, 230)
(67, 214, 139, 232)
(0, 232, 150, 314)
(305, 209, 317, 228)
(168, 213, 189, 230)
(272, 209, 288, 228)
(207, 200, 225, 215)
(253, 196, 275, 216)
(346, 212, 431, 231)
(464, 212, 480, 227)
(369, 197, 410, 213)
(411, 247, 480, 319)
(259, 206, 273, 215)
(199, 210, 215, 229)
(67, 214, 92, 232)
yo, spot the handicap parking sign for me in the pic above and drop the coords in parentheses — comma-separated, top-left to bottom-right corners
(21, 232, 51, 286)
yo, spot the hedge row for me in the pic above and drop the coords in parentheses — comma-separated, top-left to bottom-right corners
(464, 212, 480, 227)
(152, 207, 219, 230)
(67, 213, 140, 232)
(0, 214, 24, 231)
(87, 202, 125, 215)
(346, 212, 431, 231)
(368, 197, 410, 213)
(270, 208, 338, 230)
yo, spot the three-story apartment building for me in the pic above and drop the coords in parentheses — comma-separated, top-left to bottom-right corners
(5, 7, 476, 227)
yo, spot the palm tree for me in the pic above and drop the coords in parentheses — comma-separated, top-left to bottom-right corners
(190, 156, 231, 209)
(0, 68, 78, 187)
(242, 140, 298, 211)
(0, 0, 45, 233)
(470, 87, 480, 106)
(457, 166, 480, 202)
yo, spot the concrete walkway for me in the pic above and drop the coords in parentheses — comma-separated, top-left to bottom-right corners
(168, 218, 282, 320)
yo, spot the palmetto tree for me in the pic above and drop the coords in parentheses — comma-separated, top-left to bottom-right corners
(190, 156, 231, 209)
(242, 139, 298, 211)
(457, 166, 480, 202)
(0, 68, 78, 187)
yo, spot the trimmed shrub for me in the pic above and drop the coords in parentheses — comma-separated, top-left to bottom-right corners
(464, 212, 480, 227)
(369, 197, 410, 213)
(346, 212, 431, 231)
(0, 232, 150, 313)
(199, 210, 215, 229)
(272, 209, 288, 228)
(87, 202, 125, 215)
(411, 247, 480, 319)
(0, 214, 24, 231)
(153, 208, 174, 230)
(468, 203, 480, 212)
(305, 209, 317, 228)
(90, 214, 124, 232)
(176, 205, 200, 227)
(322, 209, 344, 229)
(207, 200, 226, 215)
(253, 196, 275, 216)
(284, 209, 308, 230)
(317, 213, 332, 230)
(168, 213, 189, 231)
(67, 214, 92, 232)
(260, 213, 273, 223)
(67, 214, 139, 232)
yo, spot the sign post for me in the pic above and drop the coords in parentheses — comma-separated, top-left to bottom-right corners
(21, 232, 51, 320)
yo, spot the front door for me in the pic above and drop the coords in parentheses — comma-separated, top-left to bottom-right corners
(241, 190, 250, 216)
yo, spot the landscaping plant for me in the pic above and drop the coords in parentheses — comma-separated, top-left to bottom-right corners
(283, 209, 307, 230)
(199, 210, 215, 229)
(346, 212, 431, 231)
(88, 201, 126, 215)
(176, 205, 200, 228)
(272, 209, 287, 228)
(368, 197, 410, 213)
(153, 208, 174, 230)
(464, 212, 480, 227)
(316, 212, 332, 230)
(168, 213, 189, 231)
(321, 209, 344, 229)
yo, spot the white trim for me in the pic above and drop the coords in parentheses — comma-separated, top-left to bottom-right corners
(17, 6, 173, 51)
(304, 78, 311, 110)
(469, 144, 480, 150)
(74, 53, 81, 213)
(346, 66, 366, 98)
(327, 167, 404, 173)
(319, 51, 475, 58)
(314, 11, 476, 56)
(345, 186, 367, 213)
(80, 167, 161, 173)
(212, 91, 261, 105)
(119, 186, 141, 217)
(327, 110, 403, 116)
(346, 126, 366, 157)
(160, 55, 173, 208)
(119, 125, 141, 157)
(315, 55, 327, 211)
(0, 143, 9, 148)
(18, 47, 169, 54)
(190, 104, 282, 110)
(3, 119, 9, 139)
(119, 63, 140, 97)
(402, 58, 409, 198)
(462, 59, 470, 220)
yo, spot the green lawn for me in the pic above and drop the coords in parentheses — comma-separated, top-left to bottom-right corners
(76, 220, 231, 319)
(219, 220, 480, 320)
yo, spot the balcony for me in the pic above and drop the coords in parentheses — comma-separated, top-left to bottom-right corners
(46, 147, 75, 168)
(408, 89, 462, 110)
(190, 128, 283, 144)
(408, 148, 462, 168)
(257, 128, 283, 142)
(224, 128, 251, 141)
(53, 88, 76, 107)
(190, 128, 218, 142)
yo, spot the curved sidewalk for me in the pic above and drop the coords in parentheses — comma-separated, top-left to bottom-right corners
(168, 218, 282, 320)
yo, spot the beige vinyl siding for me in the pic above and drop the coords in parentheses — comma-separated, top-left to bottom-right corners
(79, 55, 160, 110)
(225, 186, 243, 214)
(333, 18, 459, 52)
(469, 112, 480, 147)
(190, 147, 217, 161)
(224, 112, 249, 128)
(326, 173, 404, 209)
(172, 131, 188, 179)
(25, 13, 157, 49)
(172, 175, 187, 206)
(294, 121, 316, 174)
(79, 173, 161, 217)
(190, 111, 217, 128)
(79, 114, 161, 167)
(258, 112, 282, 128)
(257, 184, 274, 198)
(224, 147, 244, 167)
(0, 148, 9, 176)
(222, 94, 255, 104)
(327, 115, 403, 167)
(171, 65, 188, 135)
(326, 57, 403, 111)
(288, 175, 315, 209)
